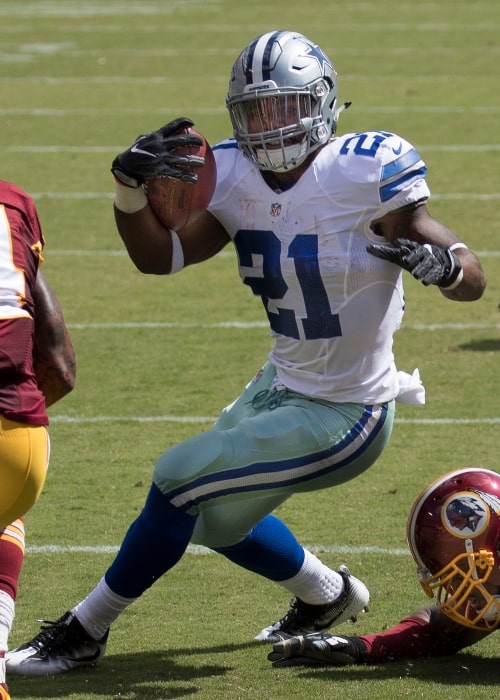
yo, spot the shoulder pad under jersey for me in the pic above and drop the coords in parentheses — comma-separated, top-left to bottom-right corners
(331, 131, 427, 202)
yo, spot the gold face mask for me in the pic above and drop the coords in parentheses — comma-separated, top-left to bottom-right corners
(418, 545, 500, 630)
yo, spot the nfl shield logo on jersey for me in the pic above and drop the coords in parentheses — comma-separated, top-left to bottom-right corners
(270, 202, 282, 217)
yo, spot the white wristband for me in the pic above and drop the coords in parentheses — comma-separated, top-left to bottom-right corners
(448, 242, 468, 252)
(441, 267, 464, 290)
(114, 182, 148, 213)
(441, 243, 467, 290)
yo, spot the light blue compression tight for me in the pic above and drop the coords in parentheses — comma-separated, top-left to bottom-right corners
(106, 363, 394, 598)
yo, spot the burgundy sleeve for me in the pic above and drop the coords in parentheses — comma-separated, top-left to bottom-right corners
(359, 606, 491, 662)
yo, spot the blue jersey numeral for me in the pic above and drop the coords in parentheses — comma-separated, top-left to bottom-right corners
(339, 131, 392, 158)
(234, 229, 342, 340)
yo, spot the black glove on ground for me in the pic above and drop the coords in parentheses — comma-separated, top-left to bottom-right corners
(268, 632, 368, 668)
(367, 237, 463, 288)
(111, 117, 205, 187)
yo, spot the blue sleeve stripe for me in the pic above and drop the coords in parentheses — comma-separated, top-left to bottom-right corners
(381, 148, 422, 180)
(379, 165, 428, 202)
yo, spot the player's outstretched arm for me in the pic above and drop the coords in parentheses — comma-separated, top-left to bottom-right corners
(368, 203, 486, 302)
(268, 606, 492, 667)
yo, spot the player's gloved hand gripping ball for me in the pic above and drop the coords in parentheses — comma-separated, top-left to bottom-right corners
(111, 117, 205, 187)
(112, 117, 217, 230)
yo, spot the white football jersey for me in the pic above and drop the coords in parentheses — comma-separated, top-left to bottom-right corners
(208, 131, 430, 403)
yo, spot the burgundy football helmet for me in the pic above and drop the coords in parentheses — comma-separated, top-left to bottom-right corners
(407, 467, 500, 630)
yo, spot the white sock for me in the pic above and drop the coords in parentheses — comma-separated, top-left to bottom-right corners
(0, 591, 14, 653)
(72, 577, 136, 640)
(0, 590, 14, 685)
(277, 549, 344, 605)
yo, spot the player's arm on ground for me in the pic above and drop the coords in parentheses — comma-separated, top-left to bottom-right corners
(269, 605, 492, 666)
(32, 271, 76, 407)
(361, 605, 490, 661)
(368, 202, 486, 301)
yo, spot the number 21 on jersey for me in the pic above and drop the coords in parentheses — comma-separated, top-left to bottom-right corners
(235, 229, 342, 341)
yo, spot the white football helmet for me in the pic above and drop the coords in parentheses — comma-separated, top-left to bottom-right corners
(407, 467, 500, 631)
(226, 30, 342, 172)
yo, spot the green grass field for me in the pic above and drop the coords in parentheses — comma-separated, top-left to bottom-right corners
(2, 1, 499, 698)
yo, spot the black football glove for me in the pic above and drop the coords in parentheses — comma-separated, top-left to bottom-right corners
(268, 632, 368, 668)
(111, 117, 205, 188)
(366, 238, 463, 288)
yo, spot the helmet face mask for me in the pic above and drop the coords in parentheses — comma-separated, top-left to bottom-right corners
(227, 31, 338, 172)
(418, 546, 500, 629)
(407, 468, 500, 631)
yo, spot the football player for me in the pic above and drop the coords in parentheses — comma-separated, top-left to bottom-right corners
(268, 468, 500, 667)
(0, 180, 76, 698)
(6, 31, 486, 677)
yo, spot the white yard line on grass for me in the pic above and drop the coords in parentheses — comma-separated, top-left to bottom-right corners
(26, 543, 410, 556)
(49, 415, 500, 425)
(63, 321, 499, 330)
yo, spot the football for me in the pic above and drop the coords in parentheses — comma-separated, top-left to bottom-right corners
(143, 127, 216, 230)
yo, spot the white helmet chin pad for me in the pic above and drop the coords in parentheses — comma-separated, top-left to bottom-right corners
(254, 139, 309, 172)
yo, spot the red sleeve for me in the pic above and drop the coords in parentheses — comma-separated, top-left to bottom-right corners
(359, 606, 491, 662)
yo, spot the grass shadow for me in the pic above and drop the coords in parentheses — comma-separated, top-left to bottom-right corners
(290, 651, 500, 685)
(9, 641, 257, 699)
(457, 337, 500, 352)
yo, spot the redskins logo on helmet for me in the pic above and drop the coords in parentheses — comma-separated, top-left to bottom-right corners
(407, 467, 500, 631)
(443, 493, 490, 537)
